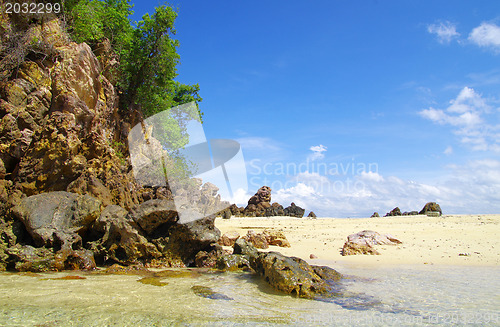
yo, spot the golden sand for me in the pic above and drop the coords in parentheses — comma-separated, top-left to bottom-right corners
(215, 214, 500, 266)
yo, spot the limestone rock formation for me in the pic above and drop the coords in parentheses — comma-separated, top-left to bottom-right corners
(370, 212, 380, 218)
(0, 14, 230, 271)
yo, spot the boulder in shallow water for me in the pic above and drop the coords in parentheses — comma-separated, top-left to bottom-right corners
(249, 251, 342, 299)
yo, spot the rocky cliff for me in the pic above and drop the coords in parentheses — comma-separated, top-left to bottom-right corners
(0, 13, 224, 271)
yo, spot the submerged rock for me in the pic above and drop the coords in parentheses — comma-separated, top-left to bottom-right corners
(137, 277, 168, 287)
(191, 285, 233, 300)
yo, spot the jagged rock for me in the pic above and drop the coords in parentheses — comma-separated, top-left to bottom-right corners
(342, 241, 380, 256)
(88, 205, 161, 265)
(284, 202, 305, 218)
(194, 245, 225, 268)
(163, 215, 221, 266)
(419, 202, 442, 216)
(228, 204, 243, 216)
(262, 229, 291, 247)
(265, 202, 285, 216)
(384, 207, 402, 217)
(233, 238, 258, 257)
(12, 191, 101, 248)
(341, 230, 401, 256)
(127, 199, 178, 235)
(216, 254, 251, 271)
(220, 208, 232, 219)
(218, 231, 240, 246)
(243, 230, 269, 249)
(307, 211, 317, 218)
(370, 212, 380, 218)
(247, 186, 271, 205)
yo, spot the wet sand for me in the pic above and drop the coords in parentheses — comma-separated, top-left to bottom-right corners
(215, 214, 500, 266)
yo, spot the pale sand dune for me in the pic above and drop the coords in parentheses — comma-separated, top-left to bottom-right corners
(215, 214, 500, 266)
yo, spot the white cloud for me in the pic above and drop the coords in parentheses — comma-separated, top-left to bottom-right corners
(271, 159, 500, 217)
(444, 146, 453, 155)
(308, 144, 327, 161)
(427, 21, 460, 43)
(419, 87, 499, 152)
(359, 171, 384, 182)
(228, 188, 252, 207)
(469, 22, 500, 51)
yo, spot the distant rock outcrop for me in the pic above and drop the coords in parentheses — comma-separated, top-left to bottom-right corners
(382, 202, 443, 217)
(419, 202, 442, 217)
(384, 207, 402, 217)
(307, 211, 317, 218)
(370, 212, 380, 218)
(225, 186, 307, 218)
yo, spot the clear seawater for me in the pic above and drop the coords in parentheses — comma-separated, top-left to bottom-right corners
(0, 264, 498, 326)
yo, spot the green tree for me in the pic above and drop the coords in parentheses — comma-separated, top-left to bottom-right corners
(64, 0, 203, 150)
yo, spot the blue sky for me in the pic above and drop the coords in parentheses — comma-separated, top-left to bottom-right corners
(131, 1, 500, 217)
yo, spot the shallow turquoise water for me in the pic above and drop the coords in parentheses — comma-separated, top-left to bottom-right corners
(0, 264, 498, 326)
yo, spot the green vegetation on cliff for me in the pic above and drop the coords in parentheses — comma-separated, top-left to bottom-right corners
(63, 0, 202, 118)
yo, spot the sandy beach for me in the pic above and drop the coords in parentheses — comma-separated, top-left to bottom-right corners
(215, 214, 500, 266)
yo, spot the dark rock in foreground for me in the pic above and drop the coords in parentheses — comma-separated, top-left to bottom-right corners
(250, 251, 342, 298)
(223, 239, 342, 299)
(4, 191, 222, 271)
